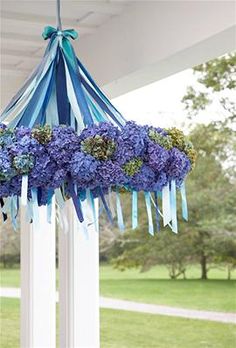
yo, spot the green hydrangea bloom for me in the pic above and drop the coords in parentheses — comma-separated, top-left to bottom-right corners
(148, 129, 173, 150)
(32, 125, 52, 144)
(81, 135, 116, 160)
(166, 127, 185, 151)
(123, 158, 143, 176)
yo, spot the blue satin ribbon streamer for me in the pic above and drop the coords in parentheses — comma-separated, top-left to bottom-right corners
(132, 191, 138, 230)
(99, 188, 113, 224)
(56, 49, 71, 125)
(77, 58, 126, 126)
(67, 178, 84, 223)
(170, 180, 178, 234)
(116, 188, 125, 232)
(180, 182, 188, 221)
(144, 192, 154, 236)
(63, 52, 93, 126)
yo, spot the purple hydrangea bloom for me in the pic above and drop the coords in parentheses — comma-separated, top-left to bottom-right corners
(70, 152, 98, 187)
(15, 126, 31, 139)
(115, 121, 148, 165)
(7, 175, 22, 197)
(148, 126, 167, 136)
(49, 169, 67, 189)
(9, 135, 43, 156)
(129, 165, 156, 191)
(0, 181, 10, 197)
(96, 161, 127, 187)
(47, 126, 80, 167)
(153, 172, 168, 192)
(166, 148, 191, 180)
(80, 122, 120, 141)
(147, 141, 169, 172)
(29, 152, 58, 188)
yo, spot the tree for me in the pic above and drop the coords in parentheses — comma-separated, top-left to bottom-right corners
(182, 53, 236, 125)
(0, 219, 20, 268)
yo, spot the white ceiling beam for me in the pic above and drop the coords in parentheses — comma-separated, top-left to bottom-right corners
(76, 1, 236, 98)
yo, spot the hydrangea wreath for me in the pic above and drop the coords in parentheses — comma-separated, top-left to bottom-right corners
(0, 121, 196, 233)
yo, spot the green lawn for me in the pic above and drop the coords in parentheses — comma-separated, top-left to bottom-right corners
(1, 298, 236, 348)
(100, 265, 236, 313)
(1, 265, 236, 312)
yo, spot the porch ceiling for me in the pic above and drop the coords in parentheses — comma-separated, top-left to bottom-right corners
(0, 0, 235, 108)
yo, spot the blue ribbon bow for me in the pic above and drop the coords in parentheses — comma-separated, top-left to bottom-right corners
(42, 26, 78, 40)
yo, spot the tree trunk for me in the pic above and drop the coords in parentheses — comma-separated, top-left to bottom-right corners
(200, 255, 208, 280)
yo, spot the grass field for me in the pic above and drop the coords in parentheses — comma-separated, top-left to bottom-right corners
(1, 298, 236, 348)
(1, 265, 236, 312)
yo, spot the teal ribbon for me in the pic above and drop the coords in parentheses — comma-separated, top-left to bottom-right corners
(42, 26, 78, 41)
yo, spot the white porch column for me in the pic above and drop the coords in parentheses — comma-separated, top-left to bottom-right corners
(20, 202, 56, 348)
(59, 199, 100, 348)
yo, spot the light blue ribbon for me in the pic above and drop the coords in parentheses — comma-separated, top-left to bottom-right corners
(162, 183, 171, 226)
(10, 196, 18, 231)
(144, 192, 154, 236)
(180, 182, 188, 221)
(132, 191, 138, 229)
(170, 180, 178, 234)
(116, 188, 125, 232)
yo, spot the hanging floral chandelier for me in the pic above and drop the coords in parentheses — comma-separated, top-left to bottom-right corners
(0, 4, 196, 234)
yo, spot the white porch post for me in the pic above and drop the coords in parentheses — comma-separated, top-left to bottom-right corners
(20, 202, 56, 348)
(59, 199, 100, 348)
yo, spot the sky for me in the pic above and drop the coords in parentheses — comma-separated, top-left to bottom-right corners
(112, 68, 230, 132)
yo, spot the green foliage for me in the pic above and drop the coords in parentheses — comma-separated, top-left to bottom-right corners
(81, 135, 116, 160)
(122, 158, 143, 176)
(182, 52, 236, 123)
(194, 54, 236, 91)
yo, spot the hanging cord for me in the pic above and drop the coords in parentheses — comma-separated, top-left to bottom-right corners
(56, 0, 62, 30)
